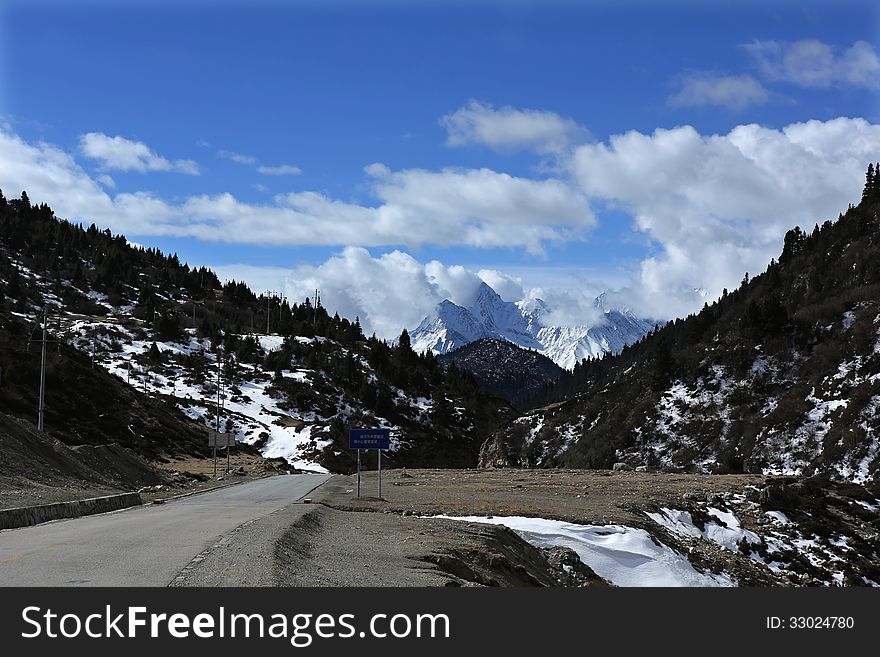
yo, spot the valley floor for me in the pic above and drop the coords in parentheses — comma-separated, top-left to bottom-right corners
(269, 469, 879, 587)
(4, 468, 877, 587)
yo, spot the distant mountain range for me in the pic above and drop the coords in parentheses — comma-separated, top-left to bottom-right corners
(409, 282, 656, 369)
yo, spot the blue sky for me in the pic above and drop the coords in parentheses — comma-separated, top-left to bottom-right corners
(1, 0, 878, 336)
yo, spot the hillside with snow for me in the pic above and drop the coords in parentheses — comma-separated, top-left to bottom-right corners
(0, 192, 515, 478)
(481, 179, 880, 484)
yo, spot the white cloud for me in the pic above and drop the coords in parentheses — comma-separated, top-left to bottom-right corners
(1, 129, 149, 232)
(257, 164, 302, 176)
(441, 100, 587, 154)
(284, 248, 442, 339)
(7, 114, 877, 333)
(282, 249, 532, 339)
(668, 74, 769, 110)
(364, 164, 594, 254)
(522, 286, 606, 328)
(2, 127, 589, 254)
(281, 248, 607, 339)
(475, 269, 524, 302)
(96, 174, 116, 189)
(217, 149, 258, 165)
(570, 117, 880, 318)
(211, 264, 292, 294)
(744, 39, 880, 89)
(79, 132, 200, 175)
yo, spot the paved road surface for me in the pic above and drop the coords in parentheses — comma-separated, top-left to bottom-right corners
(0, 474, 329, 586)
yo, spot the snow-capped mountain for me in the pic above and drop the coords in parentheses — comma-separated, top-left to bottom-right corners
(410, 282, 655, 369)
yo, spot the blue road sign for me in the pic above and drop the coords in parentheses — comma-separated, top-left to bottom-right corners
(349, 428, 391, 450)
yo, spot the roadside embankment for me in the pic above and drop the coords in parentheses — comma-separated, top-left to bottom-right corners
(0, 492, 142, 530)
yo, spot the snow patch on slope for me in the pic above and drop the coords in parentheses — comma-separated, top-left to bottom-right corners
(433, 515, 735, 587)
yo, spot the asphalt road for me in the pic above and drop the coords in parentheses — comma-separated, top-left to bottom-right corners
(0, 474, 329, 586)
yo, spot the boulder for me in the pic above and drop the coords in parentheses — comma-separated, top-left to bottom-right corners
(759, 481, 801, 511)
(542, 546, 609, 587)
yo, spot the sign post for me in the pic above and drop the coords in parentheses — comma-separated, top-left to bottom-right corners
(208, 430, 235, 477)
(348, 428, 391, 499)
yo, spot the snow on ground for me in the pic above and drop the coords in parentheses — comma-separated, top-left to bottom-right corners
(433, 515, 735, 587)
(854, 499, 880, 513)
(173, 365, 330, 473)
(64, 318, 332, 472)
(764, 510, 792, 525)
(763, 387, 852, 477)
(639, 366, 738, 471)
(647, 507, 760, 552)
(554, 424, 580, 459)
(252, 333, 285, 353)
(645, 502, 875, 586)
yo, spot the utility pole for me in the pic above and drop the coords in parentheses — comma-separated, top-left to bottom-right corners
(266, 292, 274, 335)
(37, 305, 48, 432)
(313, 289, 320, 326)
(214, 345, 222, 477)
(216, 348, 222, 434)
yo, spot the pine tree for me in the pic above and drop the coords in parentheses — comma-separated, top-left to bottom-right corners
(430, 386, 453, 425)
(863, 163, 875, 203)
(398, 328, 412, 352)
(147, 342, 163, 364)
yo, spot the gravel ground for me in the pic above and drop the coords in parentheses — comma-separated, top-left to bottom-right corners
(175, 469, 772, 587)
(317, 468, 769, 529)
(170, 501, 324, 587)
(0, 452, 291, 509)
(177, 475, 592, 587)
(0, 482, 125, 509)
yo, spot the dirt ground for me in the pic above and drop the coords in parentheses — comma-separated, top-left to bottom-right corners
(300, 468, 878, 586)
(0, 451, 290, 509)
(139, 451, 298, 503)
(317, 467, 769, 530)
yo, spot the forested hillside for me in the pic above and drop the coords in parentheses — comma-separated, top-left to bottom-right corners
(0, 189, 515, 477)
(482, 165, 880, 484)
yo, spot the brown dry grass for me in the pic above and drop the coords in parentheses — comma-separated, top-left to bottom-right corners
(319, 468, 768, 528)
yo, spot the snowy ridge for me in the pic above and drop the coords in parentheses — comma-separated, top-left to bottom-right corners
(410, 282, 654, 369)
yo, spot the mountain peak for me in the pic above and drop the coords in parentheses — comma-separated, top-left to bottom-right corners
(467, 280, 505, 308)
(410, 283, 653, 368)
